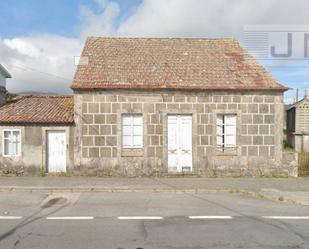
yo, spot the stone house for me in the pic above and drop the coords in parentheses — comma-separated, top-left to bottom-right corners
(71, 37, 289, 177)
(0, 38, 294, 176)
(286, 95, 309, 152)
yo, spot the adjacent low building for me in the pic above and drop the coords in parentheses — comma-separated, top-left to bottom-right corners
(0, 64, 11, 107)
(0, 95, 74, 175)
(286, 95, 309, 152)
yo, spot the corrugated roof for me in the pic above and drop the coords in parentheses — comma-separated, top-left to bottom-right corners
(0, 95, 74, 124)
(286, 97, 309, 111)
(72, 37, 287, 91)
(0, 64, 11, 78)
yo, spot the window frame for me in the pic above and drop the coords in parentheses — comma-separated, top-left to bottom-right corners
(2, 129, 22, 157)
(216, 114, 237, 152)
(121, 114, 143, 149)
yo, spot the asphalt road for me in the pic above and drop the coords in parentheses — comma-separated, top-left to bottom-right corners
(0, 191, 309, 249)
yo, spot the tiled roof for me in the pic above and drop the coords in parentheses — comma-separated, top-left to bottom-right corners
(72, 37, 287, 91)
(0, 95, 74, 124)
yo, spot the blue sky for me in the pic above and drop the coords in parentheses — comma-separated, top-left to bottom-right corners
(0, 0, 308, 103)
(0, 0, 141, 38)
(0, 0, 81, 38)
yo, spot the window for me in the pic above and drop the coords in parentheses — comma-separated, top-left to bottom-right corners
(216, 114, 236, 152)
(3, 129, 21, 156)
(122, 115, 143, 149)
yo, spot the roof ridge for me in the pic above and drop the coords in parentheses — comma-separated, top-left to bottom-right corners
(19, 94, 73, 98)
(87, 36, 237, 41)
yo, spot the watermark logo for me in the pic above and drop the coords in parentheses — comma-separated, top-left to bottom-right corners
(244, 25, 309, 60)
(74, 56, 89, 66)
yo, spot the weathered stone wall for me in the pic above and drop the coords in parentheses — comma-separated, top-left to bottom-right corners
(288, 133, 309, 153)
(0, 125, 74, 176)
(282, 152, 298, 177)
(74, 89, 286, 177)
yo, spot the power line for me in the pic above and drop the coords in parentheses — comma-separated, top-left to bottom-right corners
(9, 63, 73, 82)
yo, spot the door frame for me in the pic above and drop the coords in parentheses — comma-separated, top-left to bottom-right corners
(162, 109, 198, 174)
(42, 127, 70, 173)
(46, 130, 67, 173)
(167, 115, 193, 172)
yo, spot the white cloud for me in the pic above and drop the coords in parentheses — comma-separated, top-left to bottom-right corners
(118, 0, 309, 37)
(79, 0, 120, 39)
(0, 35, 82, 93)
(0, 0, 119, 94)
(1, 0, 309, 93)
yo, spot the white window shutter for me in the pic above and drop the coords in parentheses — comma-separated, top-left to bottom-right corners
(225, 115, 236, 125)
(217, 135, 223, 147)
(123, 135, 132, 148)
(123, 126, 132, 136)
(3, 130, 21, 156)
(225, 125, 235, 135)
(216, 115, 224, 148)
(216, 114, 236, 150)
(122, 115, 143, 148)
(133, 116, 142, 125)
(4, 138, 9, 155)
(122, 116, 132, 125)
(225, 135, 236, 147)
(133, 125, 142, 135)
(133, 135, 143, 147)
(226, 115, 236, 148)
(217, 115, 223, 126)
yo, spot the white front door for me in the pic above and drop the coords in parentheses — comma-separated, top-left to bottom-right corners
(168, 115, 192, 172)
(47, 131, 66, 173)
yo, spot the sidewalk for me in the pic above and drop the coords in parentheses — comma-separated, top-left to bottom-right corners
(0, 177, 309, 191)
(0, 177, 308, 205)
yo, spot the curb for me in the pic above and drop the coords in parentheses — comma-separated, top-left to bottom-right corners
(0, 186, 229, 194)
(1, 186, 308, 206)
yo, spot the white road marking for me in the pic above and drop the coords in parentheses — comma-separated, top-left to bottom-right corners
(189, 216, 233, 219)
(0, 216, 22, 220)
(0, 215, 303, 221)
(46, 216, 94, 220)
(118, 216, 164, 220)
(262, 216, 309, 220)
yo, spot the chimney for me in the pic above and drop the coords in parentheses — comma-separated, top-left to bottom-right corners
(305, 89, 308, 100)
(0, 64, 11, 107)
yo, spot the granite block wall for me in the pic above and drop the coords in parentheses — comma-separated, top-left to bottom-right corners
(73, 90, 290, 176)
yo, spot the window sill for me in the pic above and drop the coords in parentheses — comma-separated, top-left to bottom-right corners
(3, 154, 22, 158)
(121, 149, 143, 157)
(215, 148, 238, 156)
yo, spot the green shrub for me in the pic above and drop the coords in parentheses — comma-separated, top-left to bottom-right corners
(39, 169, 46, 177)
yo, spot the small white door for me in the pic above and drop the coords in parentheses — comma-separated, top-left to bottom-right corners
(168, 115, 192, 172)
(47, 131, 66, 173)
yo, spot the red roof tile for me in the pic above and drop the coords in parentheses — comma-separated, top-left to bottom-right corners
(72, 37, 287, 91)
(0, 95, 74, 124)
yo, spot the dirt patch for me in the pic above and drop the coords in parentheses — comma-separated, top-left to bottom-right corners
(40, 193, 80, 208)
(41, 197, 67, 208)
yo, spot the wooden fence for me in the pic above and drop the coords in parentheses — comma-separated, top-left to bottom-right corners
(298, 152, 309, 176)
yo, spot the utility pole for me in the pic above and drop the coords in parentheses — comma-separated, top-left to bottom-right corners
(296, 88, 299, 102)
